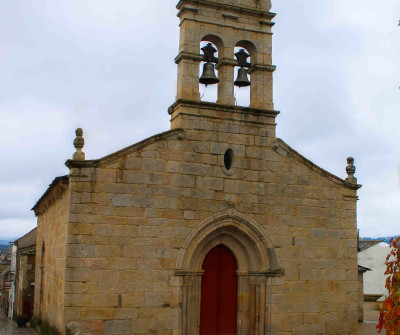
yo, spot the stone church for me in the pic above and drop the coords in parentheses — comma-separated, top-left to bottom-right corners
(33, 0, 361, 334)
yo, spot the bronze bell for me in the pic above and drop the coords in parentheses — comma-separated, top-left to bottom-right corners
(234, 68, 251, 87)
(199, 62, 219, 86)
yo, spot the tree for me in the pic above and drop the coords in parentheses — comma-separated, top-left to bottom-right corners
(377, 237, 400, 334)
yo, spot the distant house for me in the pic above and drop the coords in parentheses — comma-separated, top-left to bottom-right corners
(358, 240, 390, 300)
(7, 242, 17, 319)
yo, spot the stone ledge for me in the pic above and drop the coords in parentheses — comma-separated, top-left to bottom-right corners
(177, 0, 276, 19)
(178, 6, 198, 14)
(179, 17, 274, 35)
(248, 64, 276, 74)
(222, 13, 238, 20)
(274, 138, 362, 191)
(174, 51, 203, 64)
(65, 128, 185, 169)
(260, 20, 275, 27)
(32, 175, 68, 216)
(168, 99, 279, 117)
(216, 58, 238, 69)
(174, 269, 284, 277)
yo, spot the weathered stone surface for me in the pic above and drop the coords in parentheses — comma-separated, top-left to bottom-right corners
(111, 194, 132, 207)
(104, 320, 131, 335)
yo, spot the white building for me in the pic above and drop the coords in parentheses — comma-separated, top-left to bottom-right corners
(7, 242, 17, 319)
(358, 241, 391, 299)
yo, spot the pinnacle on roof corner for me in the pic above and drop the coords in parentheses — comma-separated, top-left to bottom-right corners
(73, 128, 85, 161)
(345, 157, 357, 184)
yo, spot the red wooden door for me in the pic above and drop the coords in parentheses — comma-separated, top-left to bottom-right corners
(200, 245, 238, 335)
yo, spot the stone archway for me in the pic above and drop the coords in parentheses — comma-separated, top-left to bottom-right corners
(175, 209, 281, 335)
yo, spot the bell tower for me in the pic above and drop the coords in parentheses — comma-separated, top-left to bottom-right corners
(170, 0, 278, 132)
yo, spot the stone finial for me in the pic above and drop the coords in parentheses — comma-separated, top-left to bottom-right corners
(73, 128, 85, 161)
(345, 157, 357, 184)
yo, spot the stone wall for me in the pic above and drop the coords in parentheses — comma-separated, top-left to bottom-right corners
(64, 104, 359, 335)
(34, 182, 69, 332)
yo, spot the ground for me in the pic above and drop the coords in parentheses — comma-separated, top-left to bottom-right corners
(358, 302, 385, 335)
(0, 315, 35, 335)
(0, 302, 385, 335)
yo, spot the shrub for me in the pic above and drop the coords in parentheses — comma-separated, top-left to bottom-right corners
(377, 237, 400, 334)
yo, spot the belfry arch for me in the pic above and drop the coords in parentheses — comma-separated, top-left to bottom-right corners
(175, 210, 282, 335)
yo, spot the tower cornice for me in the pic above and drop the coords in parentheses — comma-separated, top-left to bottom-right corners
(177, 0, 276, 19)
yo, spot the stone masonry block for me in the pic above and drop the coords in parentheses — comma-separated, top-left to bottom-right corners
(309, 228, 326, 238)
(180, 162, 211, 176)
(196, 177, 223, 191)
(123, 171, 146, 184)
(193, 120, 213, 131)
(111, 194, 132, 207)
(147, 172, 170, 185)
(190, 141, 210, 153)
(131, 319, 149, 334)
(322, 269, 347, 281)
(104, 320, 131, 335)
(142, 159, 165, 171)
(171, 174, 195, 188)
(64, 293, 92, 307)
(93, 294, 119, 307)
(81, 308, 114, 321)
(113, 308, 138, 320)
(245, 146, 265, 159)
(105, 183, 138, 195)
(67, 244, 96, 258)
(166, 161, 180, 173)
(122, 293, 145, 308)
(125, 157, 142, 170)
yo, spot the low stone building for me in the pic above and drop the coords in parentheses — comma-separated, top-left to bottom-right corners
(14, 228, 37, 319)
(33, 1, 362, 334)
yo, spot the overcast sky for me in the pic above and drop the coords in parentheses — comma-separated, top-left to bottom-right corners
(0, 0, 399, 241)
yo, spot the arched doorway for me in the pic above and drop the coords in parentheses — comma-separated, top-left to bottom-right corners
(176, 210, 281, 335)
(200, 245, 238, 335)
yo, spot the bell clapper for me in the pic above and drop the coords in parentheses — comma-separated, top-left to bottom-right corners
(234, 87, 240, 106)
(201, 84, 208, 99)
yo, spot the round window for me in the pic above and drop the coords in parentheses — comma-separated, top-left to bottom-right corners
(224, 149, 233, 171)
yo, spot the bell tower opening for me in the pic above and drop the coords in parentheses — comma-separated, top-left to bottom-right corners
(199, 41, 220, 103)
(234, 46, 252, 107)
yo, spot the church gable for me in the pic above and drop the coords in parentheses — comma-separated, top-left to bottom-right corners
(60, 118, 359, 334)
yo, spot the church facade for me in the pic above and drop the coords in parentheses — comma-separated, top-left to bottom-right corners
(33, 1, 361, 334)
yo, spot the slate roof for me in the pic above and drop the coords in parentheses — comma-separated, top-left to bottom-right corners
(31, 175, 68, 213)
(358, 265, 371, 273)
(359, 240, 384, 252)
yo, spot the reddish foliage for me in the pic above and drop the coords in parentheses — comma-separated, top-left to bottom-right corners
(377, 237, 400, 334)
